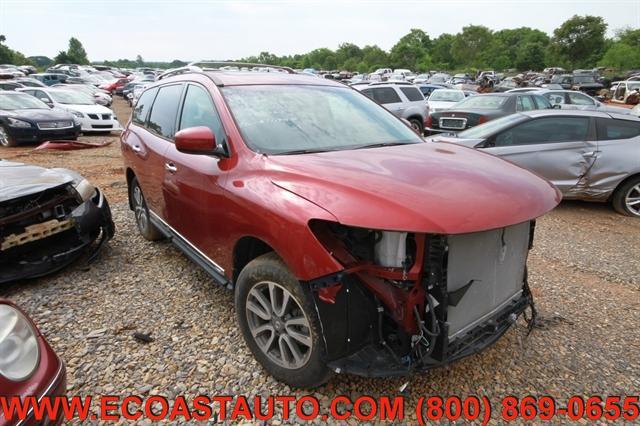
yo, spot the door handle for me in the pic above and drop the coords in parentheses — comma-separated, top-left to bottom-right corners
(131, 144, 141, 153)
(165, 162, 177, 173)
(583, 151, 600, 158)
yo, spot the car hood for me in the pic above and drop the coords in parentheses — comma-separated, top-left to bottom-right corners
(425, 135, 485, 149)
(0, 160, 77, 203)
(268, 143, 560, 234)
(59, 103, 112, 114)
(0, 108, 74, 122)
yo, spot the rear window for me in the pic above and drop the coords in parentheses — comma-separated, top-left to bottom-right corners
(370, 87, 402, 104)
(132, 87, 158, 125)
(456, 95, 508, 109)
(596, 118, 640, 140)
(147, 84, 183, 139)
(399, 87, 424, 102)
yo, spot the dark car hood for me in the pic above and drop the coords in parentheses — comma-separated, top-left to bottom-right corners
(0, 108, 74, 122)
(0, 160, 75, 203)
(268, 142, 560, 234)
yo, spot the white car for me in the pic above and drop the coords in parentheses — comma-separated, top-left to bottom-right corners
(427, 89, 466, 113)
(17, 88, 120, 133)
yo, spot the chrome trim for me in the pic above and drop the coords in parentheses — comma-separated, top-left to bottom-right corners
(439, 117, 467, 130)
(149, 211, 225, 273)
(15, 361, 65, 426)
(36, 122, 74, 130)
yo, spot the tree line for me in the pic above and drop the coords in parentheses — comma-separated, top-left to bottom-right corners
(1, 15, 638, 73)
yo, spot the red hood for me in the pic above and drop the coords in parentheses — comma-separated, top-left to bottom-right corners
(268, 142, 560, 234)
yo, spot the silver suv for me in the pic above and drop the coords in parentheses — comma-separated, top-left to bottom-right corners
(357, 83, 428, 133)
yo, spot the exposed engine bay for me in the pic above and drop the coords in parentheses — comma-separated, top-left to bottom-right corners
(308, 219, 536, 376)
(0, 160, 115, 284)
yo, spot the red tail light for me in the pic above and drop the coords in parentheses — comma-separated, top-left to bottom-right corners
(425, 115, 433, 128)
(478, 115, 489, 125)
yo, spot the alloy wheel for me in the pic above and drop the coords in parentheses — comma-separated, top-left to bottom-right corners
(132, 185, 149, 232)
(625, 183, 640, 217)
(245, 281, 312, 369)
(0, 127, 9, 147)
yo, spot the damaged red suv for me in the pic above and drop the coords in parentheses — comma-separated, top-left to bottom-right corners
(121, 63, 559, 388)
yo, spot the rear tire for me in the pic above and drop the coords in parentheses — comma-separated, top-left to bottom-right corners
(235, 252, 332, 388)
(0, 126, 17, 147)
(612, 176, 640, 217)
(409, 118, 424, 134)
(129, 177, 164, 240)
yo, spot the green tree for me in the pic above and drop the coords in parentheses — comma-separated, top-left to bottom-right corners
(53, 50, 71, 64)
(616, 27, 640, 48)
(0, 35, 30, 65)
(66, 37, 89, 64)
(361, 45, 388, 69)
(451, 25, 493, 68)
(599, 42, 640, 70)
(430, 33, 456, 69)
(550, 15, 607, 68)
(135, 54, 144, 66)
(389, 29, 431, 70)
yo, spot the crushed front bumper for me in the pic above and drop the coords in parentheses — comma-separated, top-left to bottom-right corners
(0, 188, 115, 284)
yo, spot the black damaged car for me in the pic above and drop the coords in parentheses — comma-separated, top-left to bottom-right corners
(0, 160, 115, 283)
(0, 91, 81, 147)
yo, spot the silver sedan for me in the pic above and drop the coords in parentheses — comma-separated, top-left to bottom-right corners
(427, 110, 640, 217)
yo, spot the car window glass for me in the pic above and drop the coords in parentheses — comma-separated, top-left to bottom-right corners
(596, 118, 640, 140)
(568, 92, 595, 105)
(179, 84, 226, 145)
(494, 116, 589, 146)
(544, 93, 566, 105)
(399, 87, 424, 102)
(516, 96, 535, 111)
(372, 87, 401, 104)
(148, 84, 183, 138)
(532, 95, 552, 109)
(132, 87, 158, 125)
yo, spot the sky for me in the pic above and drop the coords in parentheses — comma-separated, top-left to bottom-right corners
(1, 0, 639, 62)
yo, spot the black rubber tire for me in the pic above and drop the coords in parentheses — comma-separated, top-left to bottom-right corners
(409, 118, 424, 134)
(129, 177, 164, 241)
(235, 252, 332, 388)
(612, 175, 640, 217)
(0, 125, 17, 147)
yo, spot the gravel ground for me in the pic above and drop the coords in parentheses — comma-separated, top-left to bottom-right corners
(1, 99, 639, 424)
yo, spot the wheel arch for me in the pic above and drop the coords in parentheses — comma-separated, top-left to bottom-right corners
(610, 172, 640, 201)
(125, 167, 136, 210)
(232, 236, 276, 284)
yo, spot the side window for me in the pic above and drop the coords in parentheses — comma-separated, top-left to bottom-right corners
(399, 87, 424, 102)
(179, 84, 226, 145)
(372, 87, 401, 104)
(568, 92, 595, 106)
(361, 89, 373, 99)
(596, 118, 640, 141)
(494, 117, 590, 146)
(147, 84, 183, 139)
(33, 90, 49, 102)
(132, 87, 158, 125)
(516, 96, 535, 111)
(532, 95, 552, 109)
(544, 93, 565, 106)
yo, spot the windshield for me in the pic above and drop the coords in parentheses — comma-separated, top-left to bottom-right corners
(48, 90, 94, 105)
(429, 90, 464, 102)
(221, 85, 423, 155)
(0, 93, 49, 110)
(573, 75, 596, 84)
(457, 113, 527, 139)
(454, 95, 508, 109)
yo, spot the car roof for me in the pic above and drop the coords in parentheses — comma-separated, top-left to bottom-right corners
(187, 71, 344, 87)
(521, 109, 640, 121)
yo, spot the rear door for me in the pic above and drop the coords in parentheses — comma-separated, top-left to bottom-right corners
(162, 83, 230, 264)
(567, 92, 598, 110)
(482, 115, 597, 195)
(126, 84, 184, 218)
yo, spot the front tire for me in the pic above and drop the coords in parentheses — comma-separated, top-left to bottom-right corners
(130, 177, 164, 240)
(0, 126, 17, 147)
(612, 176, 640, 217)
(235, 252, 332, 388)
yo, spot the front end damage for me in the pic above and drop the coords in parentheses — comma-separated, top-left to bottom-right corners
(307, 220, 536, 377)
(0, 182, 115, 284)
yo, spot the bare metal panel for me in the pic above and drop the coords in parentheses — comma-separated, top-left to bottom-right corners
(446, 221, 530, 339)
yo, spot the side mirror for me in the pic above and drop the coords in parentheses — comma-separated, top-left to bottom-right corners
(175, 126, 227, 157)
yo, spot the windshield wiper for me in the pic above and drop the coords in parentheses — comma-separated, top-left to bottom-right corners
(276, 148, 335, 155)
(351, 141, 414, 150)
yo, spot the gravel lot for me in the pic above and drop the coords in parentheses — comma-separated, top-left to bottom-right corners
(2, 98, 639, 424)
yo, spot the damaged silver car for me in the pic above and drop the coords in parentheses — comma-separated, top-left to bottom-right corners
(428, 110, 640, 217)
(0, 160, 114, 283)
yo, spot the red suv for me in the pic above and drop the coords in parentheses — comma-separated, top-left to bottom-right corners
(121, 64, 559, 388)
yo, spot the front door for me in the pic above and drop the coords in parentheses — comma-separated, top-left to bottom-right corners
(483, 115, 597, 195)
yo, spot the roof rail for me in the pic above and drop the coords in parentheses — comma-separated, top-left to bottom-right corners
(157, 65, 203, 80)
(188, 60, 295, 74)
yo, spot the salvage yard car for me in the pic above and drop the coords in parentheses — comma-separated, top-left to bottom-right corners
(121, 63, 559, 388)
(425, 92, 553, 134)
(0, 299, 67, 426)
(0, 160, 114, 283)
(17, 88, 121, 133)
(427, 110, 640, 217)
(358, 82, 428, 132)
(0, 91, 80, 147)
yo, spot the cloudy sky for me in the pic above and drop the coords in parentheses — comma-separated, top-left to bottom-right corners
(1, 0, 638, 61)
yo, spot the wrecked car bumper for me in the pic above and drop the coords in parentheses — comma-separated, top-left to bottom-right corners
(0, 188, 114, 284)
